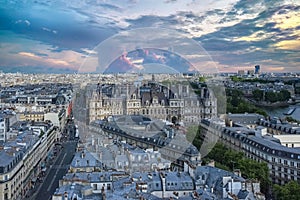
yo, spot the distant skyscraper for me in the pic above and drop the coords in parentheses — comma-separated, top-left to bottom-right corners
(247, 70, 254, 75)
(237, 70, 245, 76)
(255, 65, 260, 74)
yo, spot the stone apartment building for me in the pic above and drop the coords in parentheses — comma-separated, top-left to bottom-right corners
(200, 116, 300, 185)
(0, 122, 57, 200)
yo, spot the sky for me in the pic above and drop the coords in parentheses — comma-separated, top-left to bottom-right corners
(0, 0, 299, 73)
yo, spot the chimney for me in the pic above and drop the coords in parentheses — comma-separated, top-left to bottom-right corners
(186, 85, 189, 96)
(99, 151, 102, 160)
(234, 169, 241, 177)
(201, 88, 204, 98)
(64, 191, 68, 200)
(160, 172, 166, 199)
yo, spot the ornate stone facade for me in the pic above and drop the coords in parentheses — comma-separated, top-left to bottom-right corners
(89, 81, 217, 124)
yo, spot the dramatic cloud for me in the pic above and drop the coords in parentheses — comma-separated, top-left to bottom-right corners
(0, 0, 299, 73)
(0, 31, 86, 73)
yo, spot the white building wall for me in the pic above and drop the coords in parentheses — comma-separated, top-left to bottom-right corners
(44, 113, 60, 127)
(273, 135, 300, 148)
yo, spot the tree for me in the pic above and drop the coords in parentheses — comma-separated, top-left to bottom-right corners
(253, 89, 264, 101)
(231, 96, 240, 107)
(205, 143, 271, 195)
(186, 125, 203, 149)
(199, 77, 206, 82)
(274, 181, 300, 200)
(264, 90, 291, 103)
(265, 92, 277, 102)
(280, 90, 291, 101)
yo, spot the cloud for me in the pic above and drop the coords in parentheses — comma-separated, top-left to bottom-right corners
(42, 27, 58, 34)
(164, 0, 177, 3)
(192, 1, 300, 72)
(233, 30, 274, 42)
(272, 6, 300, 30)
(19, 51, 71, 67)
(19, 52, 38, 58)
(0, 66, 77, 74)
(0, 31, 86, 72)
(274, 39, 300, 50)
(1, 0, 300, 73)
(15, 19, 31, 26)
(80, 48, 98, 55)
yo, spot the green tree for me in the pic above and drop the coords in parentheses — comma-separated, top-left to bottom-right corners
(231, 76, 243, 82)
(226, 88, 267, 117)
(186, 125, 203, 148)
(205, 143, 271, 195)
(265, 91, 277, 102)
(279, 90, 291, 101)
(253, 89, 264, 101)
(274, 181, 300, 200)
(199, 77, 206, 82)
(264, 90, 291, 102)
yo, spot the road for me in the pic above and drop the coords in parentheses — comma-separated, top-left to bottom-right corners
(34, 141, 77, 200)
(28, 120, 78, 200)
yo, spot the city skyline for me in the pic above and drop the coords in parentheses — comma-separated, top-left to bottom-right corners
(0, 0, 299, 73)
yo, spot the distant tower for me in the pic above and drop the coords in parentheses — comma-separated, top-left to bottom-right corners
(255, 65, 260, 74)
(152, 74, 155, 82)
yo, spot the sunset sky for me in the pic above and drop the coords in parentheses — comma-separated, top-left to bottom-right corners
(0, 0, 299, 73)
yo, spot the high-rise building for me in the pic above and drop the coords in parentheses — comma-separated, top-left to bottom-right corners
(255, 65, 260, 74)
(237, 70, 246, 76)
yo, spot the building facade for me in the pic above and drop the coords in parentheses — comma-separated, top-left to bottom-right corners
(200, 118, 300, 185)
(0, 123, 57, 200)
(89, 81, 217, 124)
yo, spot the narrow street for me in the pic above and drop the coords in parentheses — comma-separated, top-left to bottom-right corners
(27, 120, 78, 200)
(34, 141, 77, 200)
